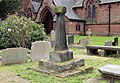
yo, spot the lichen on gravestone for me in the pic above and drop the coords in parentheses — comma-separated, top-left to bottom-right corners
(54, 5, 66, 13)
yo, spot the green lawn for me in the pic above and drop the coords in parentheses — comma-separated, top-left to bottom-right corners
(0, 36, 120, 83)
(74, 36, 120, 46)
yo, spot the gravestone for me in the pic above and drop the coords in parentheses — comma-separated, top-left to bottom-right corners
(31, 41, 51, 61)
(86, 29, 92, 45)
(112, 37, 118, 46)
(2, 48, 27, 65)
(79, 38, 87, 45)
(105, 41, 112, 46)
(68, 35, 74, 45)
(50, 30, 56, 47)
(30, 6, 92, 78)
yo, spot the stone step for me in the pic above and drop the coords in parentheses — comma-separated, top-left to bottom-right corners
(29, 65, 93, 78)
(39, 58, 85, 72)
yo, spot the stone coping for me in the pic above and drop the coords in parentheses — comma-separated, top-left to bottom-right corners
(29, 66, 93, 78)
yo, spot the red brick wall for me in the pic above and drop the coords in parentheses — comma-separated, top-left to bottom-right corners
(75, 1, 120, 36)
(86, 24, 120, 36)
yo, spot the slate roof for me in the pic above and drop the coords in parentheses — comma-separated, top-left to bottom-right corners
(73, 0, 84, 8)
(30, 0, 43, 13)
(72, 0, 120, 8)
(100, 0, 120, 4)
(53, 0, 85, 21)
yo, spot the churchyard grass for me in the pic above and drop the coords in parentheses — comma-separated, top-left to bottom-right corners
(74, 36, 120, 45)
(0, 36, 120, 83)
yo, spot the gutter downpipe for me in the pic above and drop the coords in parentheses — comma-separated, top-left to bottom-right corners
(108, 4, 111, 36)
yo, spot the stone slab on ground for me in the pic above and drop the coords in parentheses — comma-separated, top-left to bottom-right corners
(98, 64, 120, 77)
(39, 58, 85, 72)
(30, 66, 93, 78)
(0, 71, 30, 83)
(98, 64, 120, 82)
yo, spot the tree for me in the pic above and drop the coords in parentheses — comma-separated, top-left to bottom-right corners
(0, 0, 22, 20)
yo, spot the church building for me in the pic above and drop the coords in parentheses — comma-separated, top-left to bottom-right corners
(18, 0, 120, 36)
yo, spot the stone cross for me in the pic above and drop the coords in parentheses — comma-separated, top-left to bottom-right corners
(49, 6, 73, 62)
(54, 6, 68, 51)
(86, 29, 92, 45)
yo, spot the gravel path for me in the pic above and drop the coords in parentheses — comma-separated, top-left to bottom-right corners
(0, 71, 30, 83)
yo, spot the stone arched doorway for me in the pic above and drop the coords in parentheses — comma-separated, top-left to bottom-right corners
(41, 7, 53, 34)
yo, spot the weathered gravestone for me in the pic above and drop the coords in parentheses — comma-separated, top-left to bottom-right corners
(2, 48, 27, 65)
(50, 30, 56, 47)
(31, 41, 51, 61)
(86, 29, 92, 45)
(68, 35, 74, 45)
(105, 41, 112, 46)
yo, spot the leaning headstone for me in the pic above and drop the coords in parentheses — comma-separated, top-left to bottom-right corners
(31, 41, 51, 61)
(105, 41, 112, 46)
(86, 29, 92, 45)
(2, 48, 27, 65)
(68, 35, 74, 45)
(50, 30, 56, 47)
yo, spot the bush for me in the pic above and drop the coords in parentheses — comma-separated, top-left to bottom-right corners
(0, 15, 47, 49)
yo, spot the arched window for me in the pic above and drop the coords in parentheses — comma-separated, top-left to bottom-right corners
(92, 5, 96, 21)
(88, 6, 91, 21)
(87, 0, 96, 22)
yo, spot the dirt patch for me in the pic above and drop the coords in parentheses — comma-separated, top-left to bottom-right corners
(0, 71, 30, 83)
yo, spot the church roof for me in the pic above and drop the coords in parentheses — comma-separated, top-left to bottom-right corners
(73, 0, 84, 8)
(53, 0, 85, 21)
(30, 0, 43, 13)
(100, 0, 120, 4)
(72, 0, 120, 8)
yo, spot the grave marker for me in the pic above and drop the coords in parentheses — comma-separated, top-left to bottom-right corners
(2, 48, 27, 65)
(50, 30, 56, 47)
(86, 29, 92, 45)
(31, 41, 51, 61)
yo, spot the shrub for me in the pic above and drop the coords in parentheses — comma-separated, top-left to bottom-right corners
(0, 15, 47, 49)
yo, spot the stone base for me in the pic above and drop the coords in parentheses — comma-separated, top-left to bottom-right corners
(29, 65, 93, 78)
(49, 50, 73, 62)
(39, 58, 84, 72)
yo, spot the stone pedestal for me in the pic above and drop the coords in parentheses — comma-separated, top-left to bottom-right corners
(29, 6, 92, 77)
(49, 50, 73, 62)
